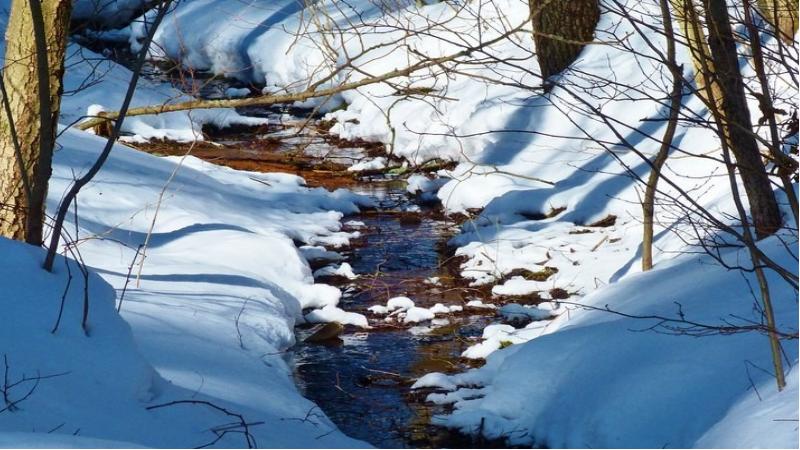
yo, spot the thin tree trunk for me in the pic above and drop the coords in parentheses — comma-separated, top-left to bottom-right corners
(528, 0, 600, 89)
(0, 0, 72, 245)
(720, 135, 786, 391)
(643, 0, 684, 271)
(702, 0, 782, 239)
(693, 0, 786, 391)
(43, 0, 173, 273)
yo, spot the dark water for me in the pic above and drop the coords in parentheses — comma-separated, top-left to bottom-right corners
(290, 181, 495, 448)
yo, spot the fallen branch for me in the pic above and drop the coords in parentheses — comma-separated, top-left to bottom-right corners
(146, 399, 262, 448)
(75, 16, 534, 131)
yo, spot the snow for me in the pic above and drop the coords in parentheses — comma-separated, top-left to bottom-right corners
(8, 127, 369, 447)
(428, 303, 454, 315)
(63, 46, 268, 143)
(400, 306, 436, 324)
(313, 262, 359, 280)
(426, 388, 486, 407)
(386, 296, 415, 312)
(411, 372, 458, 391)
(424, 276, 441, 286)
(695, 369, 800, 448)
(407, 174, 449, 195)
(0, 0, 796, 446)
(465, 299, 497, 310)
(0, 4, 369, 443)
(305, 305, 370, 329)
(367, 305, 389, 315)
(224, 87, 251, 98)
(298, 245, 345, 264)
(427, 237, 799, 447)
(498, 303, 554, 322)
(347, 157, 387, 173)
(369, 298, 461, 323)
(0, 432, 144, 449)
(72, 0, 148, 28)
(492, 277, 553, 297)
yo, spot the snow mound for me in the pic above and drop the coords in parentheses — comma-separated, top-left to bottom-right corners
(305, 305, 370, 329)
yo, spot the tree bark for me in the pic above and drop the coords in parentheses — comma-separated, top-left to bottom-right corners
(529, 0, 600, 89)
(742, 0, 799, 227)
(0, 0, 72, 245)
(756, 0, 798, 43)
(701, 0, 782, 239)
(671, 0, 713, 89)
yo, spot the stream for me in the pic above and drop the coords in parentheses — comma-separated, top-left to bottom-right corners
(106, 59, 505, 447)
(290, 181, 496, 448)
(137, 113, 502, 448)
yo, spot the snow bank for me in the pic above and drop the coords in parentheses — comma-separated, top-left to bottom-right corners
(1, 6, 369, 441)
(61, 45, 267, 143)
(0, 238, 162, 443)
(427, 238, 799, 448)
(2, 126, 369, 447)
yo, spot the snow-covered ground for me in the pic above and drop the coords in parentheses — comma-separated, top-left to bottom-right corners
(109, 0, 799, 447)
(1, 0, 797, 447)
(0, 127, 370, 447)
(1, 2, 372, 447)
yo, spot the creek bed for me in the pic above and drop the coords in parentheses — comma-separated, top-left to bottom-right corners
(134, 118, 503, 448)
(91, 48, 504, 447)
(290, 180, 498, 448)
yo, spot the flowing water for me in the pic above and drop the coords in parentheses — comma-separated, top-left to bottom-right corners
(132, 116, 501, 447)
(101, 58, 502, 447)
(289, 181, 497, 448)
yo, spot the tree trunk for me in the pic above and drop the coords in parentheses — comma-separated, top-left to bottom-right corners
(671, 0, 713, 89)
(643, 0, 684, 272)
(529, 0, 600, 89)
(702, 0, 782, 238)
(756, 0, 798, 43)
(0, 0, 72, 245)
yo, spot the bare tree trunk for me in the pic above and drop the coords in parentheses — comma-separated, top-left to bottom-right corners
(756, 0, 798, 43)
(671, 0, 713, 89)
(0, 0, 72, 245)
(742, 0, 799, 227)
(701, 0, 782, 239)
(529, 0, 600, 89)
(643, 0, 683, 271)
